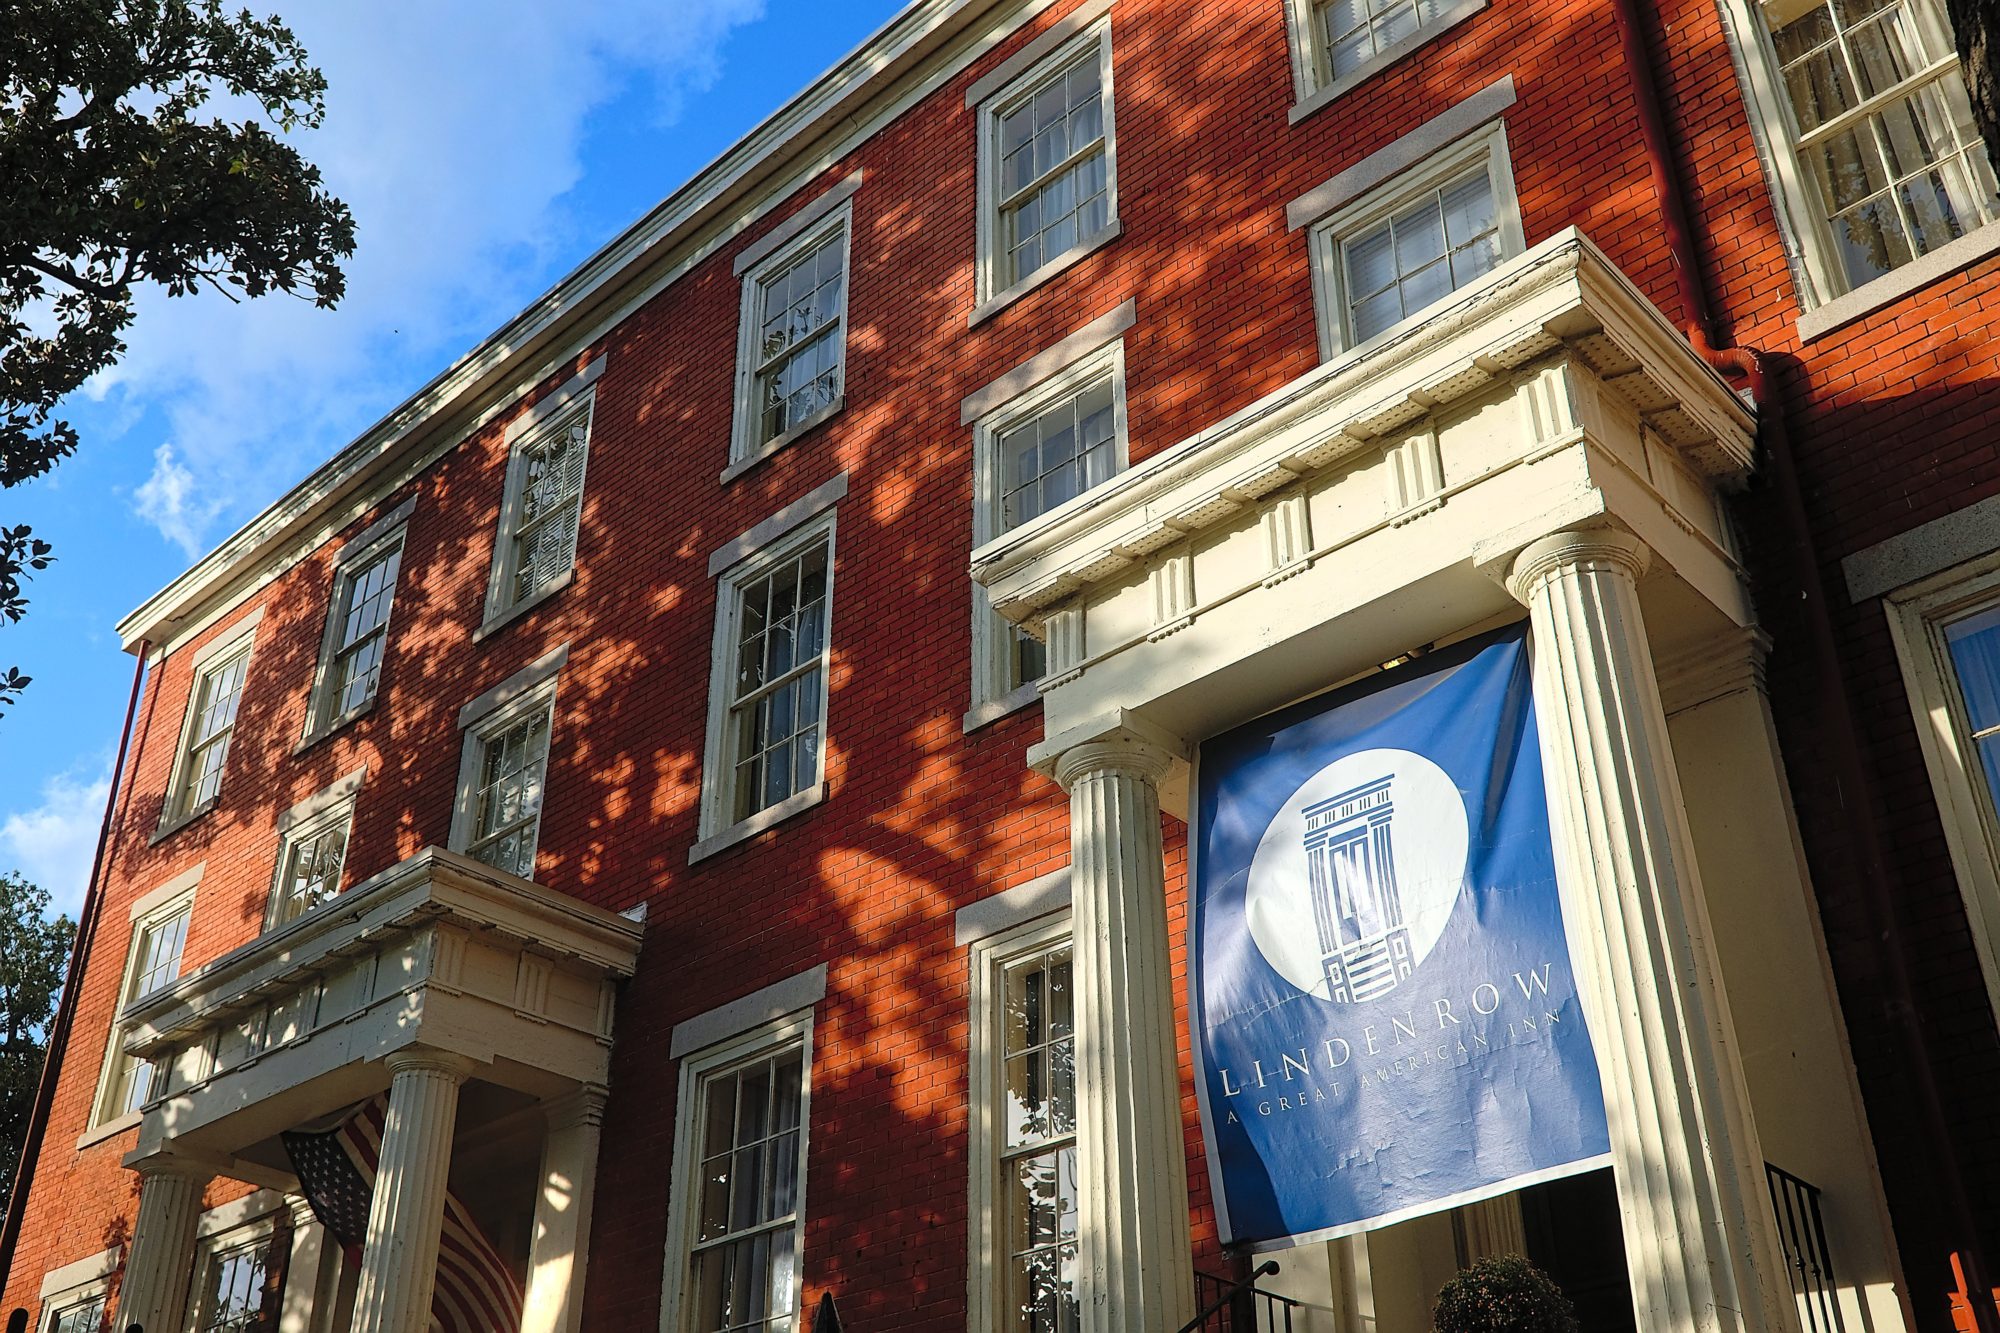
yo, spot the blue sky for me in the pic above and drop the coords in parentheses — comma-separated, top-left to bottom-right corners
(0, 0, 906, 921)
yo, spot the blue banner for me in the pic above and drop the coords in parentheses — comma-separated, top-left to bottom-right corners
(1191, 626, 1610, 1248)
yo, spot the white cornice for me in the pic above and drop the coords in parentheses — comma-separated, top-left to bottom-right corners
(117, 0, 1058, 657)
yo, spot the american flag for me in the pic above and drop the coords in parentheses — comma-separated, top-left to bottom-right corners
(283, 1097, 525, 1332)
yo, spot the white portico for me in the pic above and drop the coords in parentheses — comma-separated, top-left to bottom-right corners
(109, 847, 641, 1333)
(971, 231, 1912, 1333)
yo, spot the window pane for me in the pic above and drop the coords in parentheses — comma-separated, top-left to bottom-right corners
(689, 1048, 805, 1333)
(1340, 166, 1501, 343)
(996, 52, 1109, 287)
(327, 539, 403, 721)
(469, 707, 552, 878)
(999, 382, 1119, 532)
(180, 649, 250, 815)
(198, 1234, 279, 1332)
(727, 541, 830, 823)
(273, 818, 350, 926)
(510, 409, 590, 604)
(50, 1295, 108, 1333)
(754, 230, 848, 446)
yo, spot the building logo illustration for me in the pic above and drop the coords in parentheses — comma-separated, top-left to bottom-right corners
(1242, 748, 1469, 1004)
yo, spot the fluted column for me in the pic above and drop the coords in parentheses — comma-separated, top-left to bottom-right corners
(117, 1156, 212, 1333)
(350, 1048, 476, 1333)
(1505, 529, 1794, 1333)
(1054, 735, 1194, 1333)
(522, 1085, 608, 1333)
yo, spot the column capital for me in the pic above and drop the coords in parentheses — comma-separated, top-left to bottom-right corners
(1028, 706, 1187, 789)
(543, 1083, 609, 1131)
(124, 1148, 221, 1183)
(383, 1046, 480, 1083)
(1503, 527, 1651, 605)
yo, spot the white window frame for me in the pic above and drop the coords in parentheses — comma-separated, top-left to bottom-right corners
(1717, 0, 2000, 336)
(1282, 0, 1489, 125)
(301, 497, 414, 744)
(185, 1193, 296, 1333)
(1884, 551, 2000, 1029)
(694, 499, 840, 863)
(972, 5, 1120, 321)
(727, 192, 856, 480)
(266, 768, 364, 931)
(967, 909, 1077, 1333)
(480, 358, 606, 637)
(157, 609, 263, 838)
(36, 1246, 119, 1333)
(966, 341, 1129, 729)
(449, 646, 568, 882)
(87, 865, 201, 1134)
(1306, 119, 1524, 362)
(658, 1009, 815, 1333)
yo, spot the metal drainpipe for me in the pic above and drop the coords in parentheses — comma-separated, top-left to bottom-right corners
(0, 644, 150, 1287)
(1606, 0, 2000, 1326)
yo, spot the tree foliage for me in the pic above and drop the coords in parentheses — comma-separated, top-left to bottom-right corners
(0, 871, 74, 1197)
(0, 0, 355, 709)
(1433, 1256, 1579, 1333)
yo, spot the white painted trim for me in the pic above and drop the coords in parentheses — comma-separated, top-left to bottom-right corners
(734, 171, 866, 276)
(658, 1011, 815, 1333)
(965, 0, 1113, 106)
(457, 644, 571, 729)
(156, 608, 264, 839)
(186, 605, 266, 672)
(1883, 553, 2000, 1030)
(973, 13, 1119, 309)
(1285, 75, 1517, 230)
(193, 1188, 289, 1240)
(728, 198, 856, 469)
(962, 680, 1041, 733)
(332, 495, 419, 566)
(276, 766, 367, 833)
(117, 0, 1074, 660)
(669, 963, 830, 1058)
(965, 912, 1073, 1333)
(183, 1190, 293, 1333)
(1798, 220, 2000, 342)
(708, 473, 850, 577)
(968, 341, 1128, 714)
(1845, 491, 2000, 602)
(960, 299, 1136, 423)
(698, 510, 840, 845)
(74, 1108, 141, 1150)
(481, 388, 598, 634)
(1305, 118, 1525, 361)
(37, 1246, 121, 1299)
(955, 867, 1071, 945)
(503, 355, 608, 445)
(130, 862, 207, 921)
(1285, 0, 1489, 125)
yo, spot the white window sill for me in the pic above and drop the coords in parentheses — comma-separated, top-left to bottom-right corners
(151, 797, 218, 846)
(473, 566, 575, 644)
(1796, 222, 2000, 342)
(77, 1110, 142, 1150)
(294, 695, 378, 756)
(1288, 0, 1489, 127)
(688, 782, 828, 865)
(720, 397, 846, 486)
(969, 220, 1124, 328)
(962, 682, 1042, 734)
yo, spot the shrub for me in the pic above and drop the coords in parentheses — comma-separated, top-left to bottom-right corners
(1433, 1255, 1580, 1333)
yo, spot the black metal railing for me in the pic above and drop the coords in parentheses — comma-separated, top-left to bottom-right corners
(1767, 1161, 1843, 1333)
(1183, 1260, 1301, 1333)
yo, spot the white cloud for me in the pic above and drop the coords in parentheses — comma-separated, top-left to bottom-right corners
(105, 0, 766, 550)
(1, 765, 111, 922)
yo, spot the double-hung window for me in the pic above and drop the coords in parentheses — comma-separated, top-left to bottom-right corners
(485, 363, 603, 629)
(976, 13, 1118, 306)
(968, 342, 1127, 723)
(699, 504, 836, 854)
(1307, 121, 1523, 357)
(163, 614, 261, 828)
(268, 771, 362, 929)
(45, 1294, 107, 1333)
(731, 197, 853, 469)
(664, 1019, 812, 1333)
(1885, 559, 2000, 1029)
(191, 1226, 286, 1332)
(451, 648, 565, 881)
(305, 504, 411, 739)
(1287, 0, 1484, 111)
(92, 874, 196, 1127)
(969, 915, 1079, 1333)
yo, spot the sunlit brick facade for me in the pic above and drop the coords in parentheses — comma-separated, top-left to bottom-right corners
(5, 0, 2000, 1331)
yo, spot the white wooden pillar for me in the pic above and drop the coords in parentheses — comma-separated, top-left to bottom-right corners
(521, 1085, 608, 1333)
(1054, 732, 1195, 1333)
(349, 1048, 475, 1333)
(117, 1156, 212, 1333)
(1456, 1197, 1528, 1263)
(1504, 529, 1794, 1333)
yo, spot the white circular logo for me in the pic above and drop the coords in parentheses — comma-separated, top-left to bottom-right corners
(1244, 748, 1469, 1003)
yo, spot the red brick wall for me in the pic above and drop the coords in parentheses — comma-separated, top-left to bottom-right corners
(9, 0, 2000, 1327)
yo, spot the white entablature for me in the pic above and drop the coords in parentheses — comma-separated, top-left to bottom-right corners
(970, 228, 1758, 755)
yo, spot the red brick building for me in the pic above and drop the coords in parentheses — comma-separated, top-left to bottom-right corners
(4, 0, 1999, 1331)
